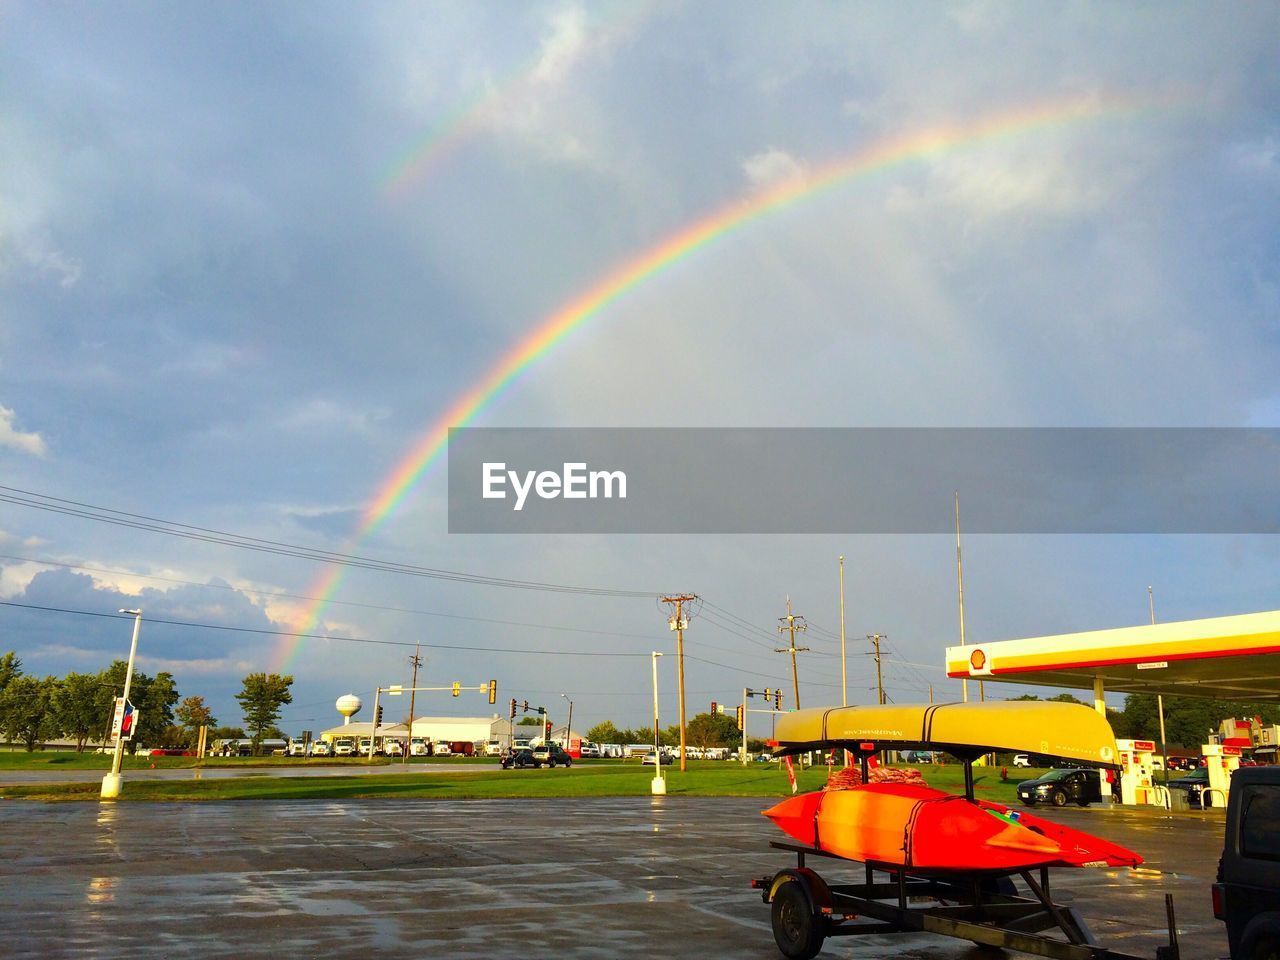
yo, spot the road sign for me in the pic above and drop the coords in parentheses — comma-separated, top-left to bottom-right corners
(387, 685, 403, 694)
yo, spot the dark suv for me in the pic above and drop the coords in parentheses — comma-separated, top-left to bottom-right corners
(531, 743, 573, 768)
(1169, 768, 1213, 808)
(1017, 768, 1104, 807)
(1214, 766, 1280, 959)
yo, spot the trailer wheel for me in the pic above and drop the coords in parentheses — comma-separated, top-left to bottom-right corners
(771, 879, 826, 960)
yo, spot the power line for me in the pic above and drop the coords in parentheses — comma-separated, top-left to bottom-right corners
(0, 553, 663, 642)
(0, 485, 657, 598)
(0, 600, 651, 658)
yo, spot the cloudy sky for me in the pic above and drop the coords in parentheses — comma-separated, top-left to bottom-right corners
(3, 2, 1279, 735)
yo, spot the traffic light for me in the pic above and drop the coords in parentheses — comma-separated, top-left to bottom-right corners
(451, 681, 461, 697)
(522, 700, 529, 713)
(736, 704, 744, 729)
(509, 698, 517, 719)
(375, 704, 383, 727)
(710, 700, 717, 716)
(544, 721, 552, 738)
(763, 687, 771, 700)
(775, 689, 782, 710)
(487, 679, 497, 704)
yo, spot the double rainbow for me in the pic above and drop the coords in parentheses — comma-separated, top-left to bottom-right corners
(274, 93, 1146, 671)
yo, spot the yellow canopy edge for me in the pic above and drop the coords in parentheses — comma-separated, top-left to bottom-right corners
(774, 701, 1120, 767)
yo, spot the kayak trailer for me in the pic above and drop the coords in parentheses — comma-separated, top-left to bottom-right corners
(751, 702, 1182, 960)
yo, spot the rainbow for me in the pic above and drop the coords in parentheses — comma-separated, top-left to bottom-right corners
(382, 4, 654, 198)
(274, 93, 1148, 671)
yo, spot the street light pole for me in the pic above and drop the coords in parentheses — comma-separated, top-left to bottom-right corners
(560, 693, 573, 751)
(101, 608, 142, 800)
(651, 652, 665, 795)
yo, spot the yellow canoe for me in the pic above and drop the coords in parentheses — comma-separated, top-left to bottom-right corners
(773, 701, 1119, 768)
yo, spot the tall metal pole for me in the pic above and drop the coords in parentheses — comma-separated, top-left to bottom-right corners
(955, 492, 970, 704)
(369, 686, 381, 758)
(651, 652, 665, 794)
(561, 693, 573, 750)
(404, 643, 421, 766)
(838, 557, 848, 708)
(741, 687, 748, 766)
(1150, 586, 1170, 792)
(101, 608, 142, 800)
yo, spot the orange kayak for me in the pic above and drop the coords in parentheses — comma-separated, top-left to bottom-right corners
(763, 784, 1142, 872)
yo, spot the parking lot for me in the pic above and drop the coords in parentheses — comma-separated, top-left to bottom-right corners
(0, 797, 1227, 959)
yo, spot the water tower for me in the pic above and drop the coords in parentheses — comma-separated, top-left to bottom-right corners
(335, 694, 362, 725)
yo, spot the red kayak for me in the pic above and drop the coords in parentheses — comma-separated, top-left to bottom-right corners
(763, 784, 1142, 872)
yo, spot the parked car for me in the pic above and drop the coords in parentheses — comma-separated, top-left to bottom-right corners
(310, 740, 331, 757)
(1013, 753, 1035, 768)
(1017, 768, 1104, 807)
(1213, 765, 1280, 960)
(1169, 768, 1214, 808)
(531, 743, 573, 767)
(642, 751, 673, 766)
(501, 748, 537, 769)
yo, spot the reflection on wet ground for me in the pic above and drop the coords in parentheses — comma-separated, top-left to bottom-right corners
(0, 763, 476, 784)
(0, 797, 1228, 959)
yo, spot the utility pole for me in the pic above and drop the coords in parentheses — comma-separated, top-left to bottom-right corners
(661, 594, 698, 772)
(403, 643, 422, 766)
(955, 492, 973, 704)
(838, 557, 848, 708)
(776, 596, 809, 710)
(1150, 586, 1170, 795)
(867, 634, 889, 705)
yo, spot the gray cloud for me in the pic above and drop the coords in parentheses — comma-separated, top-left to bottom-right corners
(2, 3, 1279, 730)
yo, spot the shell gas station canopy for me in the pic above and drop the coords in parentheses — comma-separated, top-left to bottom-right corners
(946, 609, 1280, 704)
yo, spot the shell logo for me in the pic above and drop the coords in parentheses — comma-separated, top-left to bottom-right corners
(1100, 746, 1114, 762)
(969, 649, 986, 670)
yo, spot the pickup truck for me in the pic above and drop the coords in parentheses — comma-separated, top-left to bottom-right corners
(1214, 766, 1280, 959)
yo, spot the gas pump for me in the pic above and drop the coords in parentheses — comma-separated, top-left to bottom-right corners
(1200, 743, 1241, 808)
(1115, 739, 1157, 805)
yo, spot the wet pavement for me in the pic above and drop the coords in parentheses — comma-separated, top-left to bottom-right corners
(0, 763, 473, 784)
(0, 797, 1228, 959)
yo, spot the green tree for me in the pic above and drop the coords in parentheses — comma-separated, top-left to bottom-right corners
(517, 716, 543, 726)
(235, 673, 293, 754)
(0, 651, 22, 692)
(1120, 694, 1280, 750)
(209, 725, 246, 741)
(51, 671, 109, 752)
(586, 721, 622, 744)
(685, 711, 741, 749)
(175, 695, 216, 741)
(0, 675, 59, 750)
(1046, 693, 1085, 705)
(98, 661, 178, 751)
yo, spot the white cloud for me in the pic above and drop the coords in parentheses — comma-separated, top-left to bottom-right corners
(1228, 136, 1279, 175)
(531, 5, 589, 86)
(741, 147, 808, 190)
(0, 406, 47, 457)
